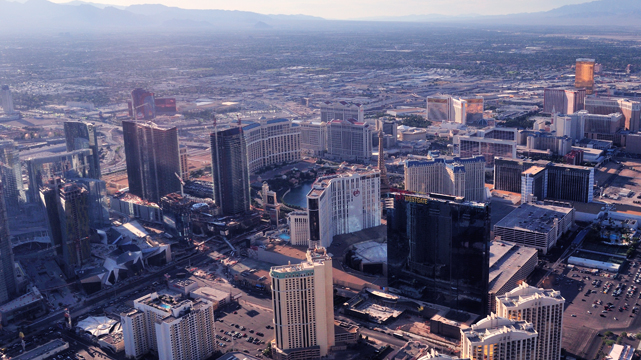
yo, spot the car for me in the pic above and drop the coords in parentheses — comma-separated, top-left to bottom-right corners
(587, 311, 592, 314)
(600, 314, 606, 317)
(570, 314, 577, 317)
(234, 311, 238, 314)
(614, 317, 618, 320)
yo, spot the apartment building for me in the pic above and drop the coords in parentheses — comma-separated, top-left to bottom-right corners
(496, 283, 565, 360)
(270, 247, 335, 360)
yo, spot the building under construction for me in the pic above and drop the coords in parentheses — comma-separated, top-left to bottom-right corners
(41, 181, 94, 277)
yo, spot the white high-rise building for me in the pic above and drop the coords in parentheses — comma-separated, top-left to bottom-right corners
(404, 154, 486, 202)
(326, 119, 372, 161)
(121, 292, 215, 360)
(307, 169, 381, 248)
(270, 247, 334, 360)
(461, 314, 538, 360)
(297, 120, 327, 156)
(496, 283, 565, 360)
(320, 101, 364, 123)
(243, 118, 301, 174)
(287, 211, 309, 246)
(427, 95, 484, 124)
(0, 85, 15, 115)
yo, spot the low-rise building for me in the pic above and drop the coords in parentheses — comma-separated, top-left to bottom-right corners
(493, 202, 575, 254)
(12, 339, 68, 360)
(287, 211, 309, 246)
(190, 286, 231, 310)
(488, 240, 538, 313)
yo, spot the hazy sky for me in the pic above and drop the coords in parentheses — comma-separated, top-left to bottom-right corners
(47, 0, 593, 19)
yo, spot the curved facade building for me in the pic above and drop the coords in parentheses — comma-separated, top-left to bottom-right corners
(243, 119, 301, 174)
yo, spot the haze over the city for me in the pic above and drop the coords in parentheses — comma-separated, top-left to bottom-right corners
(39, 0, 593, 18)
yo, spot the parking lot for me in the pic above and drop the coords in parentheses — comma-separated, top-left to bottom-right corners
(214, 301, 274, 358)
(558, 262, 641, 358)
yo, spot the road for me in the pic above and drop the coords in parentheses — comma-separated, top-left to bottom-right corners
(537, 227, 589, 287)
(5, 251, 206, 349)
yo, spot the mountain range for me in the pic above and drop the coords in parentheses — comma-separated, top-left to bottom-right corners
(0, 0, 640, 33)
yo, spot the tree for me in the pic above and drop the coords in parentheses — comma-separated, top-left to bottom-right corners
(621, 331, 627, 338)
(604, 330, 613, 337)
(400, 115, 431, 128)
(635, 333, 641, 340)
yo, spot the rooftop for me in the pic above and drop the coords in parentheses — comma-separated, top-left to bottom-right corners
(12, 339, 67, 360)
(497, 282, 565, 309)
(489, 240, 538, 293)
(270, 247, 331, 278)
(494, 202, 574, 234)
(191, 286, 230, 301)
(462, 314, 536, 343)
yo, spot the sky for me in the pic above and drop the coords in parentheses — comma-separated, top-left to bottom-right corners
(44, 0, 594, 19)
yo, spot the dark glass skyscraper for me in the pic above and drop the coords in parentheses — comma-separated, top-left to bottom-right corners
(64, 120, 101, 179)
(0, 181, 17, 304)
(210, 126, 250, 216)
(130, 88, 156, 120)
(123, 121, 182, 203)
(387, 193, 491, 315)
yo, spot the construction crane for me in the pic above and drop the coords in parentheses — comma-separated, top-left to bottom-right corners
(175, 172, 185, 196)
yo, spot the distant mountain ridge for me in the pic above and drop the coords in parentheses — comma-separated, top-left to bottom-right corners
(0, 0, 640, 32)
(354, 0, 641, 26)
(0, 0, 324, 32)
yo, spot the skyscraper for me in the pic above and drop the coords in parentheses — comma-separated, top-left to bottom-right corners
(123, 121, 182, 204)
(130, 88, 156, 120)
(387, 193, 491, 315)
(307, 169, 381, 248)
(210, 126, 250, 216)
(0, 140, 24, 210)
(58, 183, 91, 271)
(320, 101, 364, 123)
(377, 129, 390, 194)
(585, 97, 641, 132)
(0, 85, 15, 115)
(496, 283, 565, 360)
(121, 293, 215, 360)
(543, 88, 586, 114)
(26, 149, 96, 203)
(326, 118, 372, 162)
(460, 314, 538, 360)
(404, 154, 486, 202)
(270, 247, 335, 360)
(575, 58, 595, 94)
(0, 181, 17, 304)
(427, 95, 484, 124)
(64, 121, 101, 179)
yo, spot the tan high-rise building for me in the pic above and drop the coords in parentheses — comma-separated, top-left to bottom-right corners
(121, 292, 215, 360)
(270, 247, 335, 360)
(496, 283, 565, 360)
(543, 88, 586, 114)
(585, 97, 641, 132)
(461, 314, 538, 360)
(575, 58, 595, 94)
(427, 95, 484, 124)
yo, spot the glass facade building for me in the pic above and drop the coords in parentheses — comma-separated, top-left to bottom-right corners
(210, 126, 250, 216)
(387, 193, 491, 315)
